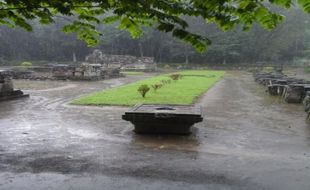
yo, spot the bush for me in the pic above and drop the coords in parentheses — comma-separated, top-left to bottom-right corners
(304, 67, 310, 73)
(161, 80, 167, 85)
(151, 83, 162, 92)
(138, 84, 150, 98)
(169, 74, 182, 81)
(21, 61, 32, 67)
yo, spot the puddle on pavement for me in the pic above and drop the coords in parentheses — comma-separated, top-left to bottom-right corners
(130, 129, 200, 151)
(14, 80, 68, 90)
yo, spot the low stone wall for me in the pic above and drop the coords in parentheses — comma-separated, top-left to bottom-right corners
(7, 64, 121, 81)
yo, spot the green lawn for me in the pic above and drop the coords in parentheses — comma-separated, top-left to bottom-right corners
(72, 70, 225, 106)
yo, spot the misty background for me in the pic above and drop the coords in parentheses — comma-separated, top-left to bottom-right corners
(0, 8, 310, 67)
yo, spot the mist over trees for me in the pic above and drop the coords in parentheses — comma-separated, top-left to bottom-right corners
(1, 8, 310, 66)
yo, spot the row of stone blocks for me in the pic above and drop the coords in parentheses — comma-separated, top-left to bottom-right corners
(254, 72, 310, 120)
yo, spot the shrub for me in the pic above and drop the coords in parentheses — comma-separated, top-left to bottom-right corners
(304, 67, 310, 73)
(138, 84, 150, 98)
(21, 61, 32, 67)
(161, 79, 172, 84)
(161, 80, 166, 85)
(151, 83, 162, 92)
(169, 74, 182, 81)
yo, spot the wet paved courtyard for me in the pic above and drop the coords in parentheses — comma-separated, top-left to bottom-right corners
(0, 72, 310, 190)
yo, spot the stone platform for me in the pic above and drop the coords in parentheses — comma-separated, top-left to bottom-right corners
(122, 104, 203, 135)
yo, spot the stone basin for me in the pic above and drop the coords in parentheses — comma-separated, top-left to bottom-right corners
(122, 104, 203, 135)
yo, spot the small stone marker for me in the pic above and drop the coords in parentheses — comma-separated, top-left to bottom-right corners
(0, 70, 29, 101)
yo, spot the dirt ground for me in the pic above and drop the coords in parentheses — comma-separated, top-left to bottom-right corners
(0, 72, 309, 190)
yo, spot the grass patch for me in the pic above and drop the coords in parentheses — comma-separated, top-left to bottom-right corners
(120, 71, 145, 76)
(305, 67, 310, 73)
(72, 70, 225, 106)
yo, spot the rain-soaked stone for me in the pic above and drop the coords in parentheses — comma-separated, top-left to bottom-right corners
(283, 84, 310, 103)
(0, 70, 29, 101)
(268, 82, 287, 96)
(304, 92, 310, 120)
(267, 85, 279, 95)
(122, 104, 203, 135)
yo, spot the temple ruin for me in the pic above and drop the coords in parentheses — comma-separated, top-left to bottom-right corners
(86, 49, 157, 72)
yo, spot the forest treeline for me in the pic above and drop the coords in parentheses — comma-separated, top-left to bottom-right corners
(0, 8, 310, 66)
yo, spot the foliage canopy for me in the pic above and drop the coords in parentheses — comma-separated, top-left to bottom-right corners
(1, 0, 310, 51)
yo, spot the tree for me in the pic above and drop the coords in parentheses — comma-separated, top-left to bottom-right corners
(1, 0, 310, 52)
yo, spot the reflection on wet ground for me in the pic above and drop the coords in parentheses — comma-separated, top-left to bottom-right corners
(0, 72, 310, 190)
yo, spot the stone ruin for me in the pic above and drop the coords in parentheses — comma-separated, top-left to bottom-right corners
(51, 63, 120, 80)
(9, 50, 156, 81)
(86, 49, 156, 72)
(9, 50, 123, 81)
(304, 92, 310, 120)
(254, 72, 310, 120)
(85, 49, 105, 65)
(0, 70, 29, 101)
(0, 70, 13, 96)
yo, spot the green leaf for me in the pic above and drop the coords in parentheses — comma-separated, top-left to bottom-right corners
(298, 0, 310, 13)
(118, 17, 143, 38)
(172, 29, 211, 52)
(102, 15, 121, 24)
(157, 22, 175, 32)
(269, 0, 292, 8)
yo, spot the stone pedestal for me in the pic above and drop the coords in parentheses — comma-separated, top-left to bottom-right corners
(122, 104, 203, 135)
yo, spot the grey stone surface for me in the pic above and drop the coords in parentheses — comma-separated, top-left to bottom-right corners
(0, 70, 28, 100)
